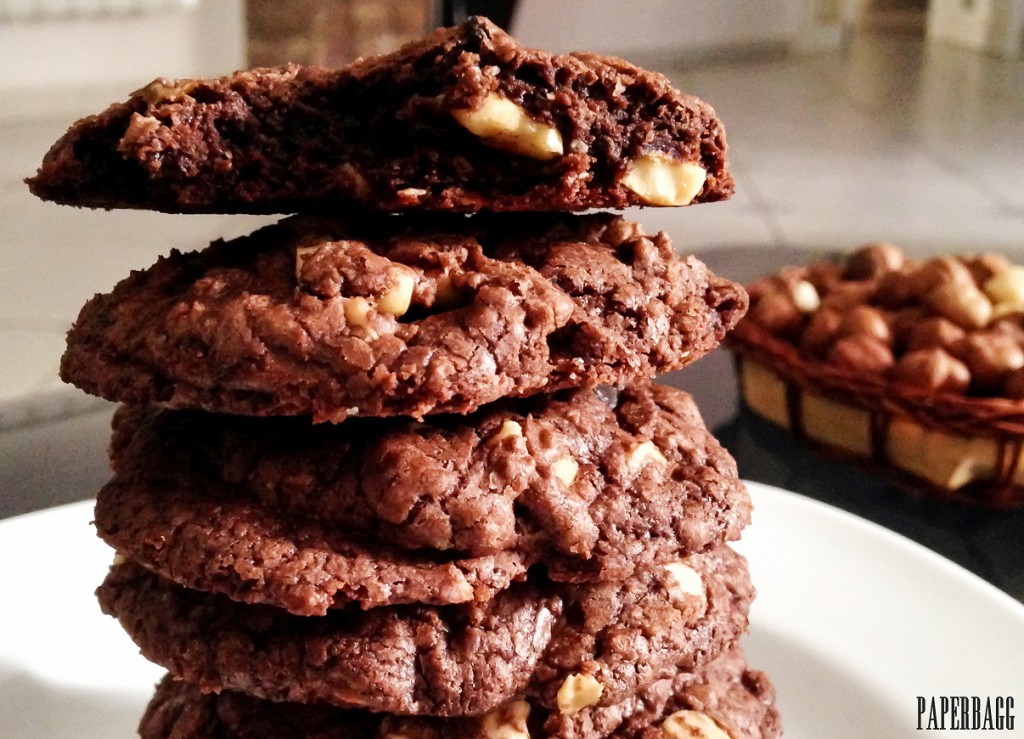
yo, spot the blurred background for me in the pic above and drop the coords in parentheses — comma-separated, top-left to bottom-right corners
(1, 0, 1023, 582)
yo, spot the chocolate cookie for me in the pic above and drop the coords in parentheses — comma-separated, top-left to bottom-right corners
(565, 648, 782, 739)
(28, 17, 732, 214)
(96, 382, 751, 616)
(95, 476, 528, 615)
(137, 648, 778, 739)
(108, 380, 749, 560)
(61, 213, 745, 421)
(98, 547, 752, 717)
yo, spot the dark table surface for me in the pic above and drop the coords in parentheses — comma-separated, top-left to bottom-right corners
(2, 245, 1022, 602)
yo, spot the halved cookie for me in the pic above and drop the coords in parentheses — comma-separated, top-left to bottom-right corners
(28, 17, 732, 214)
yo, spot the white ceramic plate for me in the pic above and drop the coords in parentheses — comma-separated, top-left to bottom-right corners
(734, 483, 1024, 738)
(0, 483, 1022, 738)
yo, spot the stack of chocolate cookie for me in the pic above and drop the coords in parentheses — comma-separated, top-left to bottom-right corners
(30, 18, 781, 739)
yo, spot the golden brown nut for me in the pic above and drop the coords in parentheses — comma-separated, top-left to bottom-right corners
(745, 277, 775, 302)
(799, 308, 843, 356)
(924, 281, 993, 330)
(992, 318, 1024, 343)
(661, 710, 731, 739)
(829, 335, 894, 375)
(992, 302, 1024, 323)
(1004, 367, 1024, 399)
(844, 242, 904, 280)
(480, 700, 530, 739)
(907, 257, 975, 299)
(805, 260, 844, 292)
(950, 331, 1024, 393)
(968, 253, 1012, 285)
(904, 316, 967, 352)
(342, 297, 373, 328)
(490, 419, 524, 444)
(875, 269, 918, 309)
(750, 291, 803, 337)
(892, 348, 971, 393)
(378, 267, 418, 316)
(820, 281, 875, 311)
(662, 561, 706, 607)
(621, 155, 707, 206)
(452, 93, 563, 161)
(836, 305, 892, 345)
(550, 456, 579, 486)
(625, 440, 668, 473)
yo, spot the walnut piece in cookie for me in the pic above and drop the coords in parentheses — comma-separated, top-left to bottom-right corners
(661, 710, 732, 739)
(556, 674, 603, 715)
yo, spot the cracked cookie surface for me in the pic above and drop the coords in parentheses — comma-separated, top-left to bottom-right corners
(99, 546, 752, 717)
(62, 213, 745, 421)
(96, 382, 750, 615)
(136, 647, 778, 739)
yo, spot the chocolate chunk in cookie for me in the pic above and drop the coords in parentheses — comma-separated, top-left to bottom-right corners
(61, 213, 746, 421)
(28, 18, 732, 214)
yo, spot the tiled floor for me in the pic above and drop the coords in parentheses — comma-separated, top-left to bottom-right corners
(1, 30, 1022, 425)
(675, 33, 1024, 253)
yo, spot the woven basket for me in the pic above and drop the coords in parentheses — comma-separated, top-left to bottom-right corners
(728, 319, 1024, 509)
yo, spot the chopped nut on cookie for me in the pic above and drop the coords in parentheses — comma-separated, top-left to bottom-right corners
(556, 673, 603, 715)
(662, 709, 732, 738)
